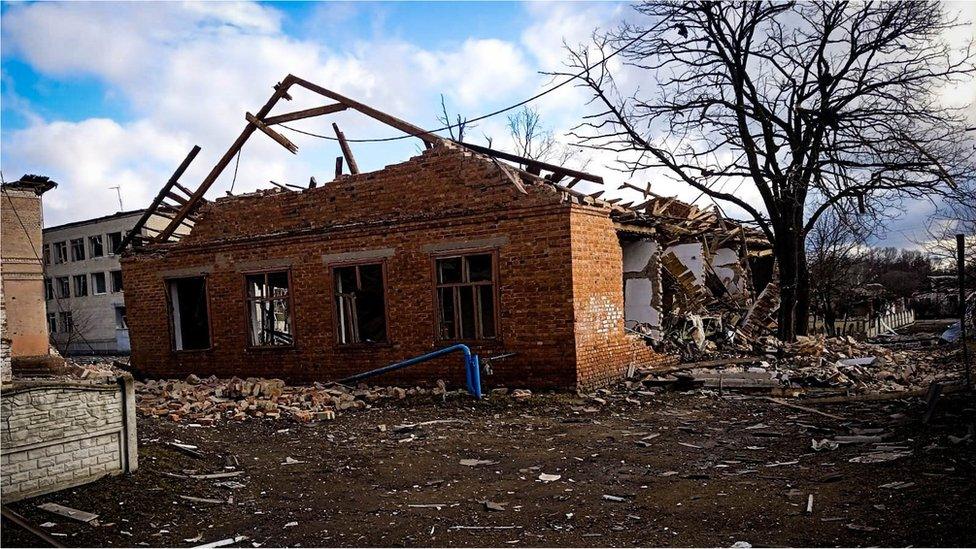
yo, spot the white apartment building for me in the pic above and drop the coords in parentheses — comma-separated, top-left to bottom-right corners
(42, 210, 169, 354)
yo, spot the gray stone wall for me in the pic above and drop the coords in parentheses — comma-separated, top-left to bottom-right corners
(1, 375, 137, 502)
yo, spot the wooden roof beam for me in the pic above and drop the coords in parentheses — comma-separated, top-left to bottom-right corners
(246, 112, 298, 154)
(263, 103, 348, 125)
(457, 141, 603, 184)
(289, 75, 440, 145)
(332, 123, 359, 174)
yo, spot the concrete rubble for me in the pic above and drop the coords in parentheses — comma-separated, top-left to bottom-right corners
(595, 334, 965, 401)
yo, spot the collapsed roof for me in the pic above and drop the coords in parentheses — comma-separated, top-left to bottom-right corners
(120, 75, 770, 256)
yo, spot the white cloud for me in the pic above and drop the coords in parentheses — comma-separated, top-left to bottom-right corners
(0, 2, 542, 226)
(2, 0, 971, 243)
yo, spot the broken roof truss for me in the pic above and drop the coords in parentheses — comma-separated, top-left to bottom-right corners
(118, 75, 606, 252)
(119, 75, 766, 256)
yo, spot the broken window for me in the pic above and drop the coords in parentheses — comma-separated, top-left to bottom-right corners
(435, 253, 497, 340)
(47, 312, 57, 334)
(115, 306, 128, 329)
(167, 276, 211, 351)
(92, 272, 107, 295)
(70, 238, 85, 261)
(73, 274, 88, 297)
(44, 277, 54, 300)
(59, 311, 73, 333)
(43, 243, 51, 265)
(111, 270, 123, 292)
(56, 277, 70, 299)
(54, 241, 68, 264)
(107, 232, 123, 254)
(333, 263, 387, 344)
(89, 235, 104, 257)
(245, 271, 293, 347)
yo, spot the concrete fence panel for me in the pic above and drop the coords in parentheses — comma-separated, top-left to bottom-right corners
(1, 375, 137, 503)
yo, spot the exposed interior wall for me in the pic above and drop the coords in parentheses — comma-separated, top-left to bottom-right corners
(664, 243, 706, 284)
(711, 247, 748, 296)
(1, 375, 137, 503)
(621, 238, 663, 340)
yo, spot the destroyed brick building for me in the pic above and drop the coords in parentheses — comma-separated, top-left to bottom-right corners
(121, 75, 773, 390)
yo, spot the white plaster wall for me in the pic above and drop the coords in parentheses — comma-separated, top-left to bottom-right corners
(663, 243, 706, 285)
(621, 239, 661, 331)
(711, 247, 746, 294)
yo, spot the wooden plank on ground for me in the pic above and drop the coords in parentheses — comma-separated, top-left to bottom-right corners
(37, 503, 99, 523)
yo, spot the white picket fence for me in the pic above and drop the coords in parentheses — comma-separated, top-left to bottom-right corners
(809, 309, 915, 338)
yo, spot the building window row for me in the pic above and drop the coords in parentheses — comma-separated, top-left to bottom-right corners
(43, 231, 123, 265)
(165, 252, 499, 352)
(45, 270, 123, 300)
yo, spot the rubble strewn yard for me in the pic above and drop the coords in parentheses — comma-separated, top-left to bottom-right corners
(3, 366, 975, 548)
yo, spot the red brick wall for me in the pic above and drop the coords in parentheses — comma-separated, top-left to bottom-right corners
(124, 146, 580, 389)
(568, 208, 675, 391)
(123, 145, 674, 390)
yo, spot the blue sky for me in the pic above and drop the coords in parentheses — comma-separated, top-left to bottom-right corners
(1, 1, 972, 250)
(1, 1, 627, 224)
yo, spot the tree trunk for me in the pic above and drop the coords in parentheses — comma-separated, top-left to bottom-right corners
(795, 243, 810, 336)
(773, 207, 809, 341)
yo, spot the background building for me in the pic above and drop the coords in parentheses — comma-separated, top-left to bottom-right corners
(42, 210, 170, 355)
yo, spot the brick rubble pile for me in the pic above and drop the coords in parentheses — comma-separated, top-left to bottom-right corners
(134, 376, 452, 424)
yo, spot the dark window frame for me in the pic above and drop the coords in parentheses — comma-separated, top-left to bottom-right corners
(54, 241, 68, 264)
(73, 274, 88, 297)
(243, 269, 295, 349)
(59, 311, 73, 333)
(42, 243, 51, 265)
(44, 277, 54, 300)
(70, 238, 85, 262)
(431, 249, 501, 342)
(89, 234, 105, 258)
(110, 270, 124, 293)
(56, 276, 70, 299)
(91, 272, 107, 295)
(165, 275, 213, 352)
(107, 232, 123, 255)
(331, 260, 391, 347)
(47, 312, 57, 334)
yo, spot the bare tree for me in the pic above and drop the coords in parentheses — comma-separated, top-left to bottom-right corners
(807, 209, 870, 335)
(554, 1, 976, 339)
(437, 94, 470, 142)
(506, 106, 591, 169)
(51, 307, 96, 357)
(922, 185, 976, 275)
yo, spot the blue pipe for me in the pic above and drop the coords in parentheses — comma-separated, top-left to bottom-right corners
(337, 344, 482, 399)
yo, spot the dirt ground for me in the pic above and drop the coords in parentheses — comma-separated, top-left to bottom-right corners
(3, 388, 975, 548)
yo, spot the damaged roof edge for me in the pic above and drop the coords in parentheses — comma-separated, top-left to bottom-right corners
(125, 75, 770, 254)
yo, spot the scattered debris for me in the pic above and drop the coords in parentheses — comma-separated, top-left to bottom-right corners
(459, 459, 497, 467)
(849, 450, 912, 464)
(37, 503, 98, 524)
(483, 501, 507, 512)
(179, 495, 226, 505)
(537, 473, 561, 483)
(812, 439, 840, 452)
(194, 535, 248, 548)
